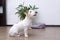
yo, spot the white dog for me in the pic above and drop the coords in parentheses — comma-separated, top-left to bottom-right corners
(9, 10, 37, 37)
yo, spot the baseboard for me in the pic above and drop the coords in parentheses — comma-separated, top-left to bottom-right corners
(6, 25, 13, 26)
(0, 25, 12, 26)
(0, 25, 60, 27)
(46, 25, 60, 27)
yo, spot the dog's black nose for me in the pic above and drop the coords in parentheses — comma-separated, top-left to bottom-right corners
(35, 11, 38, 13)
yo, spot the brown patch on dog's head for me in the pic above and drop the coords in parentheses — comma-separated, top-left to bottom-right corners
(25, 10, 29, 13)
(24, 10, 29, 15)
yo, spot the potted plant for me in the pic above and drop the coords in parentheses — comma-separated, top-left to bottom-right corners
(16, 3, 39, 20)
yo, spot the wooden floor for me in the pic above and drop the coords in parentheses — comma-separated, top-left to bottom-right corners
(0, 27, 60, 40)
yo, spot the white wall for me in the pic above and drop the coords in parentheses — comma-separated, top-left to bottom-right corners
(6, 0, 60, 25)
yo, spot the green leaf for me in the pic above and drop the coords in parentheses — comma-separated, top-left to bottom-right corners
(19, 5, 23, 7)
(29, 5, 32, 8)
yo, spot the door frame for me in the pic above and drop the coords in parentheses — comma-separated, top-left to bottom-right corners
(3, 0, 6, 25)
(0, 0, 6, 26)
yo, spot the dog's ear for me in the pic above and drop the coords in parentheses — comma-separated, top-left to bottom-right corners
(24, 10, 29, 15)
(26, 10, 29, 13)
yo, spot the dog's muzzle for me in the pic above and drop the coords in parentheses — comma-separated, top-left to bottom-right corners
(33, 11, 38, 16)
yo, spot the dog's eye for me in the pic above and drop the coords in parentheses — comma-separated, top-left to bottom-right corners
(30, 11, 32, 13)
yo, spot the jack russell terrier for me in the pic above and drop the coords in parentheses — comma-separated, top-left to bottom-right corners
(9, 10, 37, 37)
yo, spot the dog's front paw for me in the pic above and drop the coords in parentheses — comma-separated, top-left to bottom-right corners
(25, 35, 28, 37)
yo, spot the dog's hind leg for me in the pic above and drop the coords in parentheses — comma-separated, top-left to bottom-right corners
(8, 33, 16, 37)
